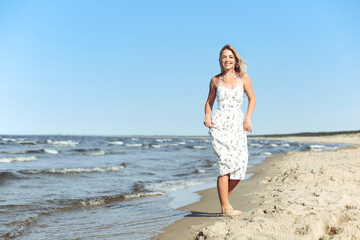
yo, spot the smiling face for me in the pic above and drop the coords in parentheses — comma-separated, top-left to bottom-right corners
(221, 49, 237, 72)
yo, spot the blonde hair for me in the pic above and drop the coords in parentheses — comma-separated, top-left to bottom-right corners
(219, 44, 247, 76)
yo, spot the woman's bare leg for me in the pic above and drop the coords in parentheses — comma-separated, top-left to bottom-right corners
(217, 174, 243, 216)
(217, 174, 231, 210)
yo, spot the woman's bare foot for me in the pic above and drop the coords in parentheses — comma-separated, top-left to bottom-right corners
(221, 207, 244, 217)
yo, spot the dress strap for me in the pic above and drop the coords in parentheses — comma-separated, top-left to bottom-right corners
(218, 76, 222, 86)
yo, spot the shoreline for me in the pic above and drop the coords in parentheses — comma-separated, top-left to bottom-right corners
(151, 152, 281, 240)
(152, 133, 360, 240)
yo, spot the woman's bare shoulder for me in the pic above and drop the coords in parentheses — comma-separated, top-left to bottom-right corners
(211, 74, 221, 86)
(240, 72, 251, 82)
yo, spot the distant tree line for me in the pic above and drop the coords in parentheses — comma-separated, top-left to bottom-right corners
(251, 130, 360, 138)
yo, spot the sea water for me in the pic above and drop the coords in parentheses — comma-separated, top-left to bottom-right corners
(0, 135, 347, 239)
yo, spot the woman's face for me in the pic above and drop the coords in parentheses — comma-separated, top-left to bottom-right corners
(221, 49, 236, 72)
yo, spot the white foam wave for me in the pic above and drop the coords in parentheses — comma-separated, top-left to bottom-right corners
(80, 150, 105, 156)
(124, 191, 165, 200)
(46, 139, 78, 146)
(156, 138, 172, 143)
(44, 149, 59, 154)
(146, 181, 205, 192)
(269, 143, 278, 147)
(151, 144, 162, 148)
(8, 149, 59, 154)
(309, 144, 326, 151)
(125, 143, 142, 147)
(108, 141, 124, 145)
(162, 143, 180, 146)
(195, 168, 206, 174)
(176, 141, 186, 145)
(0, 156, 37, 163)
(262, 152, 272, 156)
(282, 143, 290, 147)
(249, 143, 262, 147)
(192, 146, 206, 149)
(1, 138, 21, 142)
(79, 191, 164, 207)
(8, 150, 28, 154)
(79, 198, 104, 206)
(20, 165, 125, 174)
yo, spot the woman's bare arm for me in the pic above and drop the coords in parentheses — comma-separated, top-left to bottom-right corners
(242, 73, 256, 132)
(203, 77, 217, 128)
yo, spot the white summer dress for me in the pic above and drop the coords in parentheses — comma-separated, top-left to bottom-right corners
(209, 74, 248, 180)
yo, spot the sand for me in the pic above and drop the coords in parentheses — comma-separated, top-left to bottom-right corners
(152, 133, 360, 240)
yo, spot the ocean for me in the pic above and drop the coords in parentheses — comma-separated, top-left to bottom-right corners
(0, 135, 346, 239)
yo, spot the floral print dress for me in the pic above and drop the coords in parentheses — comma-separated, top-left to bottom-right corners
(209, 74, 248, 180)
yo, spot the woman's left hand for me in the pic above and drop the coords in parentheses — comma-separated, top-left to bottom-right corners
(243, 118, 252, 132)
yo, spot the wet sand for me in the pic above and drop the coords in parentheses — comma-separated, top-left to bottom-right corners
(152, 133, 360, 240)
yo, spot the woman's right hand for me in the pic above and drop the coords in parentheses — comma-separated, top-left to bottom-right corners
(203, 115, 213, 128)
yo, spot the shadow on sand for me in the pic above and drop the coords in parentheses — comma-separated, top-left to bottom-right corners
(185, 211, 220, 218)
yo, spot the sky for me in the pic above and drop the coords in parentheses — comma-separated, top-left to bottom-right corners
(0, 0, 359, 136)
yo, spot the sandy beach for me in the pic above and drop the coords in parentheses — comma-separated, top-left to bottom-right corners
(152, 133, 360, 240)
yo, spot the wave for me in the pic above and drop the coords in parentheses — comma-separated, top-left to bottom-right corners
(139, 180, 206, 192)
(306, 144, 337, 151)
(162, 143, 180, 146)
(1, 138, 20, 142)
(7, 149, 59, 155)
(0, 171, 21, 183)
(125, 143, 142, 147)
(109, 151, 128, 155)
(194, 168, 206, 174)
(108, 141, 124, 145)
(261, 152, 272, 156)
(149, 143, 180, 148)
(46, 139, 78, 146)
(71, 148, 100, 152)
(146, 143, 181, 148)
(44, 149, 59, 154)
(19, 164, 126, 175)
(76, 150, 106, 156)
(173, 173, 191, 177)
(18, 141, 37, 145)
(249, 143, 263, 147)
(78, 191, 164, 207)
(0, 156, 37, 163)
(156, 139, 172, 143)
(203, 160, 217, 168)
(0, 190, 162, 239)
(309, 144, 325, 151)
(150, 144, 162, 148)
(188, 145, 206, 149)
(71, 148, 105, 155)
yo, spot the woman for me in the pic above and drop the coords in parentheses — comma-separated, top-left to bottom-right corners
(203, 44, 256, 217)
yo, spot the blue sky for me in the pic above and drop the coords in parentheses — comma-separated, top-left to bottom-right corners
(0, 0, 359, 136)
